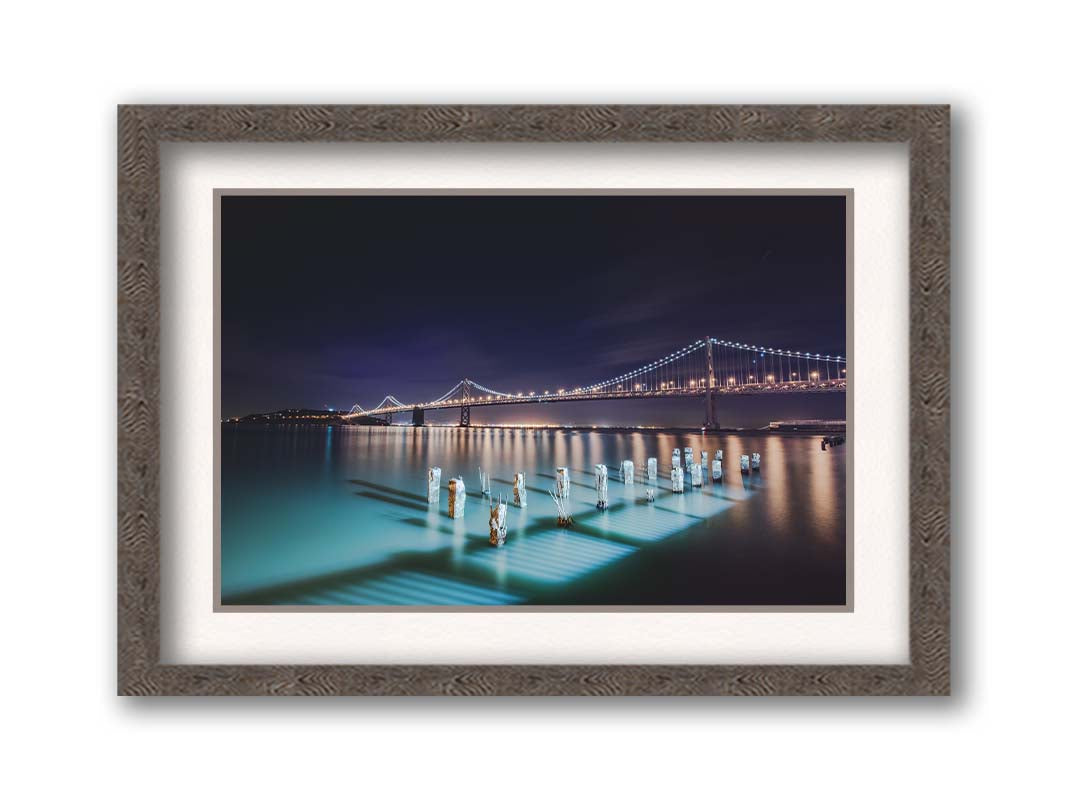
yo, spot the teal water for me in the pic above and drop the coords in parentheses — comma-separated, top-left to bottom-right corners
(221, 425, 846, 606)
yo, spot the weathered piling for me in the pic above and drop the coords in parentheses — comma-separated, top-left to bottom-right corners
(549, 486, 573, 527)
(478, 467, 491, 496)
(671, 465, 684, 493)
(701, 451, 708, 470)
(711, 459, 723, 481)
(690, 461, 703, 487)
(751, 452, 761, 471)
(684, 447, 694, 467)
(672, 448, 681, 468)
(448, 477, 466, 518)
(489, 495, 508, 546)
(595, 463, 609, 509)
(556, 466, 570, 499)
(620, 459, 634, 485)
(714, 449, 723, 462)
(646, 487, 655, 503)
(513, 471, 527, 508)
(740, 454, 750, 474)
(647, 457, 658, 483)
(427, 467, 441, 503)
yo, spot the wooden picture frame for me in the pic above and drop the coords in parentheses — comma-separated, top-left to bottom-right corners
(118, 104, 949, 695)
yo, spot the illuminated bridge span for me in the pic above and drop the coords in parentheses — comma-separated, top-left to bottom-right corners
(344, 336, 846, 429)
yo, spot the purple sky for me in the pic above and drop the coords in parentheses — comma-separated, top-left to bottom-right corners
(221, 194, 846, 427)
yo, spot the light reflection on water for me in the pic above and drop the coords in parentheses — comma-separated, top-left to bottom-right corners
(221, 425, 846, 606)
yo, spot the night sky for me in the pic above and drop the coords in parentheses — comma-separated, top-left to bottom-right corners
(221, 194, 846, 427)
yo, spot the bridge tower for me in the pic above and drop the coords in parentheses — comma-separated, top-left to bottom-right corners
(703, 336, 720, 430)
(412, 407, 425, 427)
(459, 378, 472, 428)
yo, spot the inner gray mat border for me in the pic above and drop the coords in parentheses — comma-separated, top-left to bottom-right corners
(211, 187, 853, 615)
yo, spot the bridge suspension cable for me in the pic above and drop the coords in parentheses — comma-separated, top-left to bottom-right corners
(578, 336, 845, 395)
(467, 379, 515, 399)
(369, 395, 406, 412)
(427, 381, 467, 405)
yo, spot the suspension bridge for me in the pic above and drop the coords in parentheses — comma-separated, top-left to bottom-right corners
(344, 336, 846, 429)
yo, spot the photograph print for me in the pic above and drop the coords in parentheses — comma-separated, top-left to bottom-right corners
(219, 191, 848, 609)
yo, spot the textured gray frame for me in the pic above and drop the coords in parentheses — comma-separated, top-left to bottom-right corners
(118, 105, 950, 696)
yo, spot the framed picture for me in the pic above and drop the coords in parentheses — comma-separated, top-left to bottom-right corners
(118, 105, 949, 695)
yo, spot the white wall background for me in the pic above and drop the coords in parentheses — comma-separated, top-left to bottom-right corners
(0, 1, 1061, 797)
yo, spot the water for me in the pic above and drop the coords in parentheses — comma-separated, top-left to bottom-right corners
(221, 425, 846, 606)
